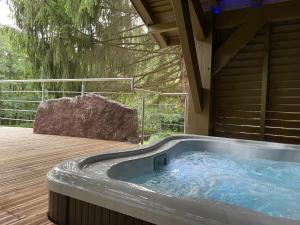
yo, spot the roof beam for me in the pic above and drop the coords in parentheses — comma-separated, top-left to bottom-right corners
(168, 37, 180, 46)
(131, 0, 153, 25)
(131, 0, 168, 47)
(209, 0, 218, 7)
(216, 0, 300, 29)
(148, 22, 177, 34)
(214, 17, 266, 74)
(189, 0, 207, 41)
(171, 0, 203, 112)
(152, 33, 169, 48)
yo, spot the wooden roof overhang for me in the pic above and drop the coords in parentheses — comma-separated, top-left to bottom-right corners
(131, 0, 211, 112)
(130, 0, 300, 112)
(130, 0, 211, 47)
(131, 0, 296, 48)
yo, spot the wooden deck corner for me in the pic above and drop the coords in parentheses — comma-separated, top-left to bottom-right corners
(0, 127, 135, 225)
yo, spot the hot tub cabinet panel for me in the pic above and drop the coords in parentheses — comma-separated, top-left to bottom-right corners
(48, 191, 154, 225)
(47, 135, 300, 225)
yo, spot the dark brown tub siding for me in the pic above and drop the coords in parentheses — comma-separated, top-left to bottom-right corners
(48, 192, 155, 225)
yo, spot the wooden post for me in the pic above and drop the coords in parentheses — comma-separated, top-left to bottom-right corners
(189, 0, 207, 41)
(260, 24, 270, 140)
(171, 0, 203, 112)
(183, 13, 213, 135)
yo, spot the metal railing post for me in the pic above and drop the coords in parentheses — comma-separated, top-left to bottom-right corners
(41, 82, 45, 102)
(184, 95, 188, 134)
(140, 94, 145, 145)
(0, 78, 189, 133)
(0, 78, 140, 126)
(81, 82, 85, 96)
(130, 78, 135, 92)
(0, 85, 2, 126)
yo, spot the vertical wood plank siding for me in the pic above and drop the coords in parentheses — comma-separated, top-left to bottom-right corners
(48, 192, 155, 225)
(213, 19, 300, 144)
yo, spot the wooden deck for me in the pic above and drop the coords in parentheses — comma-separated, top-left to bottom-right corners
(0, 127, 135, 225)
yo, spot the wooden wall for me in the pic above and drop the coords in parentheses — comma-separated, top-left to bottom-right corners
(213, 19, 300, 144)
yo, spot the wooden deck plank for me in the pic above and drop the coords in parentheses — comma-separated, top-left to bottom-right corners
(0, 127, 135, 225)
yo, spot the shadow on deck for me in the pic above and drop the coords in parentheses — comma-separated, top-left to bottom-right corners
(0, 127, 135, 225)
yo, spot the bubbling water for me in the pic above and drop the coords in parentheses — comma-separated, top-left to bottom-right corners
(129, 151, 300, 221)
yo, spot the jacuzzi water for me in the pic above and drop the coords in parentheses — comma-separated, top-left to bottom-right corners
(128, 151, 300, 221)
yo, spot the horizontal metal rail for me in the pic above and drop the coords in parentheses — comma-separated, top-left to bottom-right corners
(135, 88, 162, 95)
(48, 91, 136, 95)
(0, 78, 134, 84)
(135, 88, 188, 96)
(160, 92, 189, 96)
(87, 91, 134, 95)
(0, 78, 136, 96)
(161, 123, 184, 127)
(152, 104, 182, 106)
(0, 117, 35, 122)
(0, 90, 42, 93)
(1, 90, 134, 95)
(1, 100, 41, 103)
(46, 91, 81, 94)
(0, 109, 37, 113)
(0, 78, 189, 142)
(151, 113, 184, 116)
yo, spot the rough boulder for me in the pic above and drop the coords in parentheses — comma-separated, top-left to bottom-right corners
(33, 94, 139, 143)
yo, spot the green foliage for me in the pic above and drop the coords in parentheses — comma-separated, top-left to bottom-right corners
(144, 130, 182, 145)
(108, 93, 185, 135)
(143, 95, 184, 134)
(9, 0, 182, 91)
(0, 26, 33, 79)
(0, 0, 185, 136)
(0, 26, 37, 126)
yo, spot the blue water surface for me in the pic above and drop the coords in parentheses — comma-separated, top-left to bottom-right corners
(129, 151, 300, 221)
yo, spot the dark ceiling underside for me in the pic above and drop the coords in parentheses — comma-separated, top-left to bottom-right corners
(131, 0, 293, 47)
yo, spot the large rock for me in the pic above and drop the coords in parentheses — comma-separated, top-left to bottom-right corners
(33, 94, 139, 143)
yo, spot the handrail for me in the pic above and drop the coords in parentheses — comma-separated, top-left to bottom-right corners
(0, 109, 36, 113)
(0, 118, 35, 122)
(135, 88, 188, 96)
(0, 78, 189, 143)
(0, 78, 134, 83)
(0, 78, 136, 101)
(0, 78, 136, 95)
(1, 100, 41, 103)
(0, 90, 42, 93)
(160, 92, 189, 96)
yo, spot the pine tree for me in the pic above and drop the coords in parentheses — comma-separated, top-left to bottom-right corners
(9, 0, 182, 92)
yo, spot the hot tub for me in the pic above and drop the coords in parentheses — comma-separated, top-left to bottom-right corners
(47, 135, 300, 225)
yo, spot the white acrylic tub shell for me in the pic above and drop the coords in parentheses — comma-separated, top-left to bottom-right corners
(47, 135, 300, 225)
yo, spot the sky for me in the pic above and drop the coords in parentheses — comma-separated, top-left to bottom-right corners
(0, 0, 16, 28)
